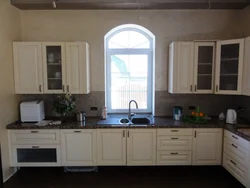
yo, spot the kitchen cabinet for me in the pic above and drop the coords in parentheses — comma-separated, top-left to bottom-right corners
(13, 41, 90, 94)
(215, 39, 244, 95)
(223, 130, 250, 187)
(192, 129, 222, 165)
(127, 129, 156, 166)
(97, 129, 126, 165)
(61, 130, 96, 166)
(242, 37, 250, 96)
(193, 42, 215, 93)
(168, 42, 194, 94)
(13, 42, 43, 94)
(156, 128, 193, 165)
(42, 42, 66, 93)
(168, 42, 215, 94)
(66, 42, 90, 94)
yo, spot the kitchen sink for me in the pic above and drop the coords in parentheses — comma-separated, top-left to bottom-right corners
(131, 117, 151, 124)
(119, 118, 130, 124)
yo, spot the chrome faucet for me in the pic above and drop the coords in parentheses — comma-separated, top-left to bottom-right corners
(128, 100, 138, 120)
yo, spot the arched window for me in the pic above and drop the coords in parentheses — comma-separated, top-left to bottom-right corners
(105, 24, 155, 114)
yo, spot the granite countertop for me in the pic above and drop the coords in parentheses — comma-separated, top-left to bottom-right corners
(6, 116, 250, 141)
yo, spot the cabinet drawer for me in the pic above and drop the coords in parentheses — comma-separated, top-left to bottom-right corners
(224, 130, 250, 151)
(157, 151, 191, 165)
(223, 137, 249, 167)
(157, 136, 192, 151)
(223, 153, 247, 186)
(157, 129, 193, 136)
(10, 130, 60, 145)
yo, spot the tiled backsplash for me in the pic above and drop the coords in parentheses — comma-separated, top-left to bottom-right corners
(20, 91, 237, 118)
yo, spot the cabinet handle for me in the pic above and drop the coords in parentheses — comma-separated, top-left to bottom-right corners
(194, 131, 197, 138)
(190, 85, 192, 92)
(39, 85, 42, 92)
(195, 85, 197, 92)
(32, 146, 40, 149)
(171, 138, 178, 140)
(31, 131, 39, 133)
(216, 85, 218, 92)
(67, 85, 69, 92)
(232, 135, 238, 140)
(123, 130, 125, 138)
(171, 152, 178, 155)
(171, 130, 178, 132)
(63, 85, 65, 92)
(74, 131, 81, 133)
(230, 160, 237, 165)
(231, 144, 238, 149)
(127, 130, 129, 138)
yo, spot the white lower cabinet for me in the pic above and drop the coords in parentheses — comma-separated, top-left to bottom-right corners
(97, 129, 126, 166)
(61, 129, 96, 166)
(127, 129, 156, 166)
(192, 129, 223, 165)
(11, 145, 61, 167)
(223, 130, 250, 187)
(157, 151, 192, 165)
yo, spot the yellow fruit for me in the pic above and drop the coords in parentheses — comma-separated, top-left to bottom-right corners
(195, 113, 199, 117)
(192, 111, 195, 116)
(199, 112, 204, 117)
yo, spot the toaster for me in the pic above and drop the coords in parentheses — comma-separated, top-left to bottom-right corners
(20, 101, 45, 122)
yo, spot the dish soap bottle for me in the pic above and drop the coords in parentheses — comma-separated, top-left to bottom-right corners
(101, 107, 107, 120)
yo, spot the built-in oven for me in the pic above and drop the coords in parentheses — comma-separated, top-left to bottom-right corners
(12, 145, 61, 167)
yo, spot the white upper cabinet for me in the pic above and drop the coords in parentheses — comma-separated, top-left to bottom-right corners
(242, 37, 250, 96)
(13, 42, 43, 94)
(193, 42, 215, 93)
(215, 39, 244, 95)
(192, 129, 223, 165)
(66, 42, 90, 94)
(42, 42, 66, 94)
(13, 41, 90, 94)
(168, 42, 194, 94)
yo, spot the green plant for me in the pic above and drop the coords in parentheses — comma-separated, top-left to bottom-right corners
(52, 93, 76, 117)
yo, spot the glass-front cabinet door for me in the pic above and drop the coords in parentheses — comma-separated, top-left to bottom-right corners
(194, 42, 215, 93)
(215, 39, 244, 95)
(42, 42, 66, 93)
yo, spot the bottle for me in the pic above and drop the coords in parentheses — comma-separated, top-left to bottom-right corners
(101, 107, 107, 120)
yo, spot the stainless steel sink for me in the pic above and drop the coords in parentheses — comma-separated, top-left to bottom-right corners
(131, 117, 150, 124)
(119, 118, 130, 125)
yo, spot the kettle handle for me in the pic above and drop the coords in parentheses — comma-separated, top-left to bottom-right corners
(233, 110, 237, 123)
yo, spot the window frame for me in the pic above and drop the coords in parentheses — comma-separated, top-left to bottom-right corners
(105, 25, 155, 114)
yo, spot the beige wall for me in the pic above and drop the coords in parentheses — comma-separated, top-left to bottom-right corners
(20, 10, 243, 91)
(0, 0, 21, 181)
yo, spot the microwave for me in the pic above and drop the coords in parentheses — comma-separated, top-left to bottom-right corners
(20, 101, 45, 122)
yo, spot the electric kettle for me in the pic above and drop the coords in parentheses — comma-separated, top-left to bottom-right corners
(226, 109, 237, 124)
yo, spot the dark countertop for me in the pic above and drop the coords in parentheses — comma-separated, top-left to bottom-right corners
(6, 116, 250, 141)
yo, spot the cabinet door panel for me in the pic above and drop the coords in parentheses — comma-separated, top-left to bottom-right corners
(215, 39, 244, 95)
(97, 129, 126, 165)
(242, 37, 250, 96)
(127, 129, 156, 166)
(192, 129, 222, 165)
(42, 42, 66, 93)
(168, 42, 194, 93)
(177, 42, 194, 93)
(193, 42, 215, 93)
(13, 42, 43, 94)
(66, 43, 81, 94)
(61, 130, 96, 166)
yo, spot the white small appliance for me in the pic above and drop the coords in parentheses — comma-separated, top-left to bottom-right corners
(226, 109, 237, 124)
(20, 101, 45, 122)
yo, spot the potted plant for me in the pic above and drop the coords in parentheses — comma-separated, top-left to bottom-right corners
(52, 93, 76, 122)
